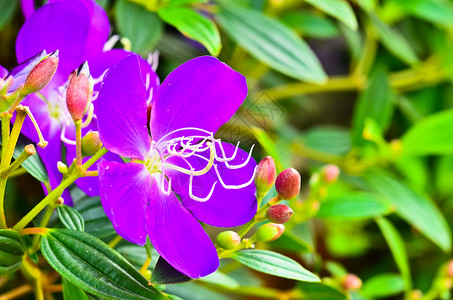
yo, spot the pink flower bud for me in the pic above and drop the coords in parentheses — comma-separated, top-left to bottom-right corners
(266, 204, 293, 224)
(22, 50, 59, 96)
(254, 156, 276, 197)
(255, 223, 285, 242)
(447, 260, 453, 277)
(81, 131, 103, 157)
(322, 164, 340, 183)
(275, 168, 301, 200)
(341, 274, 362, 290)
(66, 62, 93, 121)
(216, 231, 241, 250)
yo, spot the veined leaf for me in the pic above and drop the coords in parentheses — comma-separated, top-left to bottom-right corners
(57, 205, 85, 231)
(304, 0, 358, 30)
(217, 4, 327, 83)
(41, 229, 168, 299)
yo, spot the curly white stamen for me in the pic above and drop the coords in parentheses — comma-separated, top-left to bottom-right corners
(60, 125, 76, 145)
(103, 35, 120, 52)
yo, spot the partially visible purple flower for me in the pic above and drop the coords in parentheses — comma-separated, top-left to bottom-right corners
(14, 0, 158, 202)
(97, 55, 257, 278)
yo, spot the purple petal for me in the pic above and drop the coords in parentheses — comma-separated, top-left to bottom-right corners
(171, 142, 257, 227)
(0, 65, 8, 79)
(20, 0, 35, 18)
(9, 51, 47, 91)
(150, 56, 247, 142)
(16, 1, 91, 75)
(146, 174, 219, 278)
(97, 54, 151, 160)
(98, 160, 151, 245)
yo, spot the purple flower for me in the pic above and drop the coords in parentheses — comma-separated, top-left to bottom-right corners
(14, 0, 158, 202)
(97, 54, 257, 278)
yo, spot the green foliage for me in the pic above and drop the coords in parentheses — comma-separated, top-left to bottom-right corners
(57, 204, 85, 231)
(0, 229, 24, 275)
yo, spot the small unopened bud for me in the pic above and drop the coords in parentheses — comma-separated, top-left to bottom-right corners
(216, 231, 241, 250)
(255, 223, 285, 242)
(57, 161, 68, 174)
(56, 197, 64, 205)
(447, 260, 453, 277)
(81, 131, 103, 157)
(322, 164, 340, 183)
(66, 62, 93, 121)
(266, 204, 293, 224)
(409, 290, 423, 300)
(275, 168, 301, 200)
(255, 156, 276, 197)
(341, 274, 362, 290)
(21, 50, 59, 96)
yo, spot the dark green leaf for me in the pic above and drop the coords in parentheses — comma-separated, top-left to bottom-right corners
(41, 229, 168, 300)
(361, 273, 405, 298)
(151, 256, 192, 285)
(158, 7, 221, 56)
(317, 193, 394, 219)
(304, 0, 358, 30)
(303, 126, 351, 155)
(62, 277, 89, 300)
(0, 0, 18, 29)
(402, 109, 453, 156)
(298, 282, 347, 300)
(217, 4, 327, 83)
(375, 218, 411, 290)
(369, 14, 419, 65)
(116, 0, 163, 55)
(74, 197, 115, 238)
(0, 229, 25, 275)
(366, 173, 451, 252)
(231, 249, 319, 282)
(352, 70, 394, 145)
(57, 205, 85, 231)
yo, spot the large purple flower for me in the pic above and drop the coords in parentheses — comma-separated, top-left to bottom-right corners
(97, 54, 257, 278)
(15, 0, 158, 202)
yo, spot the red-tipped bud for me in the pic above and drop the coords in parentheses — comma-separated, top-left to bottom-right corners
(266, 204, 293, 224)
(447, 260, 453, 277)
(255, 223, 285, 242)
(275, 168, 301, 200)
(81, 131, 103, 157)
(322, 164, 340, 183)
(21, 50, 59, 96)
(341, 274, 362, 290)
(216, 231, 241, 250)
(255, 156, 276, 197)
(66, 62, 93, 121)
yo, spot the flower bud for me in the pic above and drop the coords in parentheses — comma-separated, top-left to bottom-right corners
(255, 223, 285, 242)
(81, 131, 103, 157)
(21, 50, 59, 96)
(322, 164, 340, 183)
(66, 62, 93, 121)
(275, 168, 301, 200)
(255, 156, 276, 198)
(56, 197, 64, 205)
(341, 274, 362, 290)
(266, 204, 293, 224)
(57, 161, 68, 174)
(447, 260, 453, 277)
(216, 231, 241, 250)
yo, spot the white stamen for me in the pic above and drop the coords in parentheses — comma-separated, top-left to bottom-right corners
(103, 35, 120, 52)
(60, 125, 76, 145)
(214, 164, 258, 190)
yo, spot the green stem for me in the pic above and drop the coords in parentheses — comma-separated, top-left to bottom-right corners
(0, 113, 11, 228)
(31, 199, 59, 251)
(13, 147, 108, 231)
(9, 167, 28, 178)
(0, 145, 35, 178)
(108, 235, 123, 248)
(75, 119, 82, 166)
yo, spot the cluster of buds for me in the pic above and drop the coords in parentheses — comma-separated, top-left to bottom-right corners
(66, 62, 93, 122)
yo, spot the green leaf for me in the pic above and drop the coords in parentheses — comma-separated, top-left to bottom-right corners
(281, 12, 339, 39)
(231, 249, 320, 282)
(0, 229, 25, 275)
(396, 0, 453, 28)
(217, 4, 327, 83)
(298, 282, 347, 300)
(158, 7, 221, 56)
(198, 270, 240, 289)
(369, 13, 419, 65)
(0, 0, 18, 29)
(366, 173, 451, 252)
(401, 109, 453, 156)
(352, 70, 394, 145)
(57, 205, 85, 231)
(303, 126, 351, 155)
(317, 193, 394, 219)
(62, 278, 89, 300)
(361, 273, 405, 298)
(304, 0, 358, 30)
(251, 127, 285, 172)
(74, 197, 115, 238)
(116, 0, 163, 55)
(375, 218, 411, 290)
(41, 229, 168, 299)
